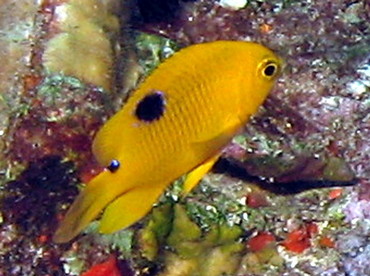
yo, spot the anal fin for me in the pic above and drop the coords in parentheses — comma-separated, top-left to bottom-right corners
(99, 181, 168, 234)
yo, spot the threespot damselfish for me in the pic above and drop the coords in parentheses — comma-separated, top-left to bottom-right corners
(53, 40, 281, 243)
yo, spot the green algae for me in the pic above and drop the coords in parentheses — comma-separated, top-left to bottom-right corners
(135, 33, 178, 74)
(138, 203, 173, 260)
(37, 75, 86, 106)
(137, 202, 244, 275)
(167, 205, 202, 246)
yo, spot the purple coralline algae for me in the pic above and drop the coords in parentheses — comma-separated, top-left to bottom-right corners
(0, 0, 369, 275)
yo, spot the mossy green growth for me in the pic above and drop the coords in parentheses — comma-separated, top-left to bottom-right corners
(138, 201, 245, 275)
(38, 74, 86, 105)
(150, 203, 174, 241)
(204, 222, 242, 246)
(167, 204, 243, 260)
(156, 203, 244, 276)
(135, 32, 178, 74)
(203, 224, 244, 258)
(84, 221, 134, 256)
(137, 203, 173, 261)
(167, 204, 202, 244)
(106, 229, 134, 255)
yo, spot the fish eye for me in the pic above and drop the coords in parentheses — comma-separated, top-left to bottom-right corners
(264, 64, 277, 76)
(259, 60, 279, 79)
(107, 159, 120, 172)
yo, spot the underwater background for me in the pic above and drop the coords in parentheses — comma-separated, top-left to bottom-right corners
(0, 0, 369, 275)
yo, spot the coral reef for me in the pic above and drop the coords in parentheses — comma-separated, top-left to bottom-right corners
(42, 0, 120, 91)
(0, 0, 369, 275)
(0, 156, 78, 275)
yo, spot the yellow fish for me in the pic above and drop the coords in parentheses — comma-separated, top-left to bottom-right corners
(53, 40, 281, 243)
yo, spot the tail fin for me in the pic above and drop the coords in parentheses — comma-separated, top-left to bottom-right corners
(53, 170, 119, 243)
(53, 170, 169, 243)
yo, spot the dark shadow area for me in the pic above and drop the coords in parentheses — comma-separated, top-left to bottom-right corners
(213, 157, 357, 194)
(132, 0, 198, 24)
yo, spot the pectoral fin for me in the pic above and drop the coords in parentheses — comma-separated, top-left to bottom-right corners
(99, 181, 168, 234)
(183, 119, 241, 196)
(192, 114, 242, 145)
(182, 153, 221, 195)
(190, 115, 242, 161)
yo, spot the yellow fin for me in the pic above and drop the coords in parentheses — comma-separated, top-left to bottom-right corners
(184, 121, 239, 195)
(99, 181, 168, 234)
(190, 115, 242, 161)
(53, 170, 124, 243)
(182, 153, 221, 195)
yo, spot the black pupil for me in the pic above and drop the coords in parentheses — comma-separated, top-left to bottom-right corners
(135, 91, 165, 122)
(107, 160, 120, 172)
(264, 65, 276, 76)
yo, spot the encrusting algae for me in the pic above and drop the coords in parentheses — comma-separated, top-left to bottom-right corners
(42, 0, 119, 91)
(53, 40, 281, 243)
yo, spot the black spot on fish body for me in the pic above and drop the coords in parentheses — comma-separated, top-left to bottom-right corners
(107, 159, 120, 172)
(135, 91, 165, 122)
